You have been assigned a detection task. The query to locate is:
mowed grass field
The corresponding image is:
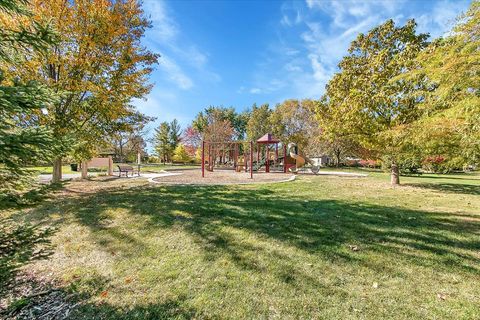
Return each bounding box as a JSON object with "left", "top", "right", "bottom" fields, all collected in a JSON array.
[
  {"left": 29, "top": 163, "right": 198, "bottom": 175},
  {"left": 1, "top": 170, "right": 479, "bottom": 319}
]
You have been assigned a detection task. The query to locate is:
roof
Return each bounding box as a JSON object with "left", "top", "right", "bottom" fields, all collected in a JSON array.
[{"left": 257, "top": 133, "right": 280, "bottom": 144}]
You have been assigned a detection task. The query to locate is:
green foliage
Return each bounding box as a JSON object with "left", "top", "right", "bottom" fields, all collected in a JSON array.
[
  {"left": 169, "top": 119, "right": 182, "bottom": 151},
  {"left": 404, "top": 0, "right": 480, "bottom": 169},
  {"left": 246, "top": 103, "right": 272, "bottom": 142},
  {"left": 1, "top": 0, "right": 159, "bottom": 181},
  {"left": 154, "top": 122, "right": 172, "bottom": 163},
  {"left": 320, "top": 19, "right": 429, "bottom": 183},
  {"left": 172, "top": 144, "right": 191, "bottom": 163},
  {"left": 0, "top": 0, "right": 57, "bottom": 63},
  {"left": 0, "top": 0, "right": 59, "bottom": 197},
  {"left": 270, "top": 99, "right": 319, "bottom": 151},
  {"left": 193, "top": 106, "right": 247, "bottom": 140},
  {"left": 153, "top": 119, "right": 183, "bottom": 163}
]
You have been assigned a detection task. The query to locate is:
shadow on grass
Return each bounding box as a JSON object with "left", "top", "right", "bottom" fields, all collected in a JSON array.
[
  {"left": 5, "top": 181, "right": 479, "bottom": 318},
  {"left": 407, "top": 182, "right": 480, "bottom": 196},
  {"left": 0, "top": 219, "right": 55, "bottom": 296},
  {"left": 0, "top": 182, "right": 66, "bottom": 210},
  {"left": 404, "top": 173, "right": 479, "bottom": 181},
  {"left": 70, "top": 296, "right": 198, "bottom": 320},
  {"left": 1, "top": 274, "right": 196, "bottom": 320},
  {"left": 21, "top": 183, "right": 480, "bottom": 277}
]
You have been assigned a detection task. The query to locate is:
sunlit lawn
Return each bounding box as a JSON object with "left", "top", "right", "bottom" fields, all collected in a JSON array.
[
  {"left": 27, "top": 164, "right": 199, "bottom": 176},
  {"left": 1, "top": 170, "right": 479, "bottom": 319}
]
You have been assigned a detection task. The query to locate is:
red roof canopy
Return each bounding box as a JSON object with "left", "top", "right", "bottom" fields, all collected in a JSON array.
[{"left": 257, "top": 133, "right": 280, "bottom": 144}]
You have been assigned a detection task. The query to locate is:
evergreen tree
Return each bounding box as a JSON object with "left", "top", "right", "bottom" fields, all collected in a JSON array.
[
  {"left": 169, "top": 119, "right": 182, "bottom": 151},
  {"left": 0, "top": 0, "right": 58, "bottom": 198},
  {"left": 154, "top": 122, "right": 172, "bottom": 163}
]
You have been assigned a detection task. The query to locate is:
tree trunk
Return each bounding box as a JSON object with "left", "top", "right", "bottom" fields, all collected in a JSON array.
[
  {"left": 335, "top": 152, "right": 341, "bottom": 167},
  {"left": 52, "top": 157, "right": 62, "bottom": 183},
  {"left": 391, "top": 162, "right": 400, "bottom": 185},
  {"left": 81, "top": 161, "right": 88, "bottom": 179}
]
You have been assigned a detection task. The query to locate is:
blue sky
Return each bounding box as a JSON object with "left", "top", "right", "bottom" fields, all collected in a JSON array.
[{"left": 134, "top": 0, "right": 471, "bottom": 143}]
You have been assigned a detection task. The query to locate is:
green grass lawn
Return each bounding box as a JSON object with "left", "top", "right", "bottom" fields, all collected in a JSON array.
[
  {"left": 28, "top": 165, "right": 75, "bottom": 174},
  {"left": 1, "top": 171, "right": 479, "bottom": 319},
  {"left": 28, "top": 164, "right": 199, "bottom": 175}
]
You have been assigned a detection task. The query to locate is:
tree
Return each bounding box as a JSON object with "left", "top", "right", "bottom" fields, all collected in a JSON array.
[
  {"left": 0, "top": 0, "right": 59, "bottom": 197},
  {"left": 246, "top": 103, "right": 271, "bottom": 141},
  {"left": 193, "top": 106, "right": 247, "bottom": 140},
  {"left": 313, "top": 98, "right": 362, "bottom": 167},
  {"left": 405, "top": 1, "right": 480, "bottom": 170},
  {"left": 153, "top": 122, "right": 171, "bottom": 163},
  {"left": 122, "top": 134, "right": 147, "bottom": 163},
  {"left": 203, "top": 109, "right": 235, "bottom": 143},
  {"left": 107, "top": 112, "right": 154, "bottom": 163},
  {"left": 182, "top": 126, "right": 201, "bottom": 157},
  {"left": 169, "top": 119, "right": 182, "bottom": 151},
  {"left": 322, "top": 19, "right": 429, "bottom": 184},
  {"left": 1, "top": 0, "right": 159, "bottom": 182},
  {"left": 172, "top": 144, "right": 191, "bottom": 163},
  {"left": 270, "top": 99, "right": 319, "bottom": 152}
]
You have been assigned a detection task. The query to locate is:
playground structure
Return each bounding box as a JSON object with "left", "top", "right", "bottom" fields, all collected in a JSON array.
[{"left": 201, "top": 133, "right": 320, "bottom": 178}]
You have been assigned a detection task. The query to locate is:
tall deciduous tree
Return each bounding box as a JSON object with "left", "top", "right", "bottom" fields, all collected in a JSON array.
[
  {"left": 172, "top": 144, "right": 191, "bottom": 163},
  {"left": 182, "top": 126, "right": 201, "bottom": 157},
  {"left": 322, "top": 19, "right": 429, "bottom": 184},
  {"left": 270, "top": 99, "right": 319, "bottom": 152},
  {"left": 1, "top": 0, "right": 158, "bottom": 182},
  {"left": 246, "top": 103, "right": 271, "bottom": 142},
  {"left": 193, "top": 106, "right": 247, "bottom": 140},
  {"left": 203, "top": 109, "right": 235, "bottom": 143},
  {"left": 405, "top": 1, "right": 480, "bottom": 170},
  {"left": 107, "top": 111, "right": 154, "bottom": 163}
]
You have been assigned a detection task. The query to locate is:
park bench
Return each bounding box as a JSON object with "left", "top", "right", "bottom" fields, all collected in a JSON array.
[{"left": 117, "top": 164, "right": 138, "bottom": 177}]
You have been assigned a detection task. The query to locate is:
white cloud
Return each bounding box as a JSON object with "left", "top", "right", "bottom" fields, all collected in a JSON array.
[
  {"left": 415, "top": 0, "right": 468, "bottom": 38},
  {"left": 157, "top": 55, "right": 193, "bottom": 90},
  {"left": 142, "top": 0, "right": 221, "bottom": 90},
  {"left": 287, "top": 0, "right": 410, "bottom": 98},
  {"left": 143, "top": 0, "right": 178, "bottom": 42},
  {"left": 284, "top": 62, "right": 302, "bottom": 72},
  {"left": 250, "top": 88, "right": 262, "bottom": 94},
  {"left": 280, "top": 2, "right": 303, "bottom": 27}
]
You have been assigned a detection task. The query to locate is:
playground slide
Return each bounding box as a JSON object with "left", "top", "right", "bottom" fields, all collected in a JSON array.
[{"left": 288, "top": 143, "right": 320, "bottom": 174}]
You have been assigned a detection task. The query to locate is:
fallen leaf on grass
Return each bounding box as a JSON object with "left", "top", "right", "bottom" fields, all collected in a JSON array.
[
  {"left": 348, "top": 245, "right": 360, "bottom": 252},
  {"left": 437, "top": 293, "right": 447, "bottom": 300},
  {"left": 100, "top": 291, "right": 108, "bottom": 298}
]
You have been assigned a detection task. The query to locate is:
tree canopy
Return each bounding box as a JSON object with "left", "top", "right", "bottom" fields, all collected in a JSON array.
[
  {"left": 320, "top": 19, "right": 429, "bottom": 184},
  {"left": 0, "top": 0, "right": 59, "bottom": 198},
  {"left": 0, "top": 0, "right": 159, "bottom": 181}
]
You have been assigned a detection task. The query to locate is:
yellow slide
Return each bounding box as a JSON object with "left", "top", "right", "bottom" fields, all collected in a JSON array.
[{"left": 287, "top": 143, "right": 320, "bottom": 174}]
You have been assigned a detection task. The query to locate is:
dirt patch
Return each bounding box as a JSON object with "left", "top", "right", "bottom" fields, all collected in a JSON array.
[{"left": 152, "top": 169, "right": 295, "bottom": 185}]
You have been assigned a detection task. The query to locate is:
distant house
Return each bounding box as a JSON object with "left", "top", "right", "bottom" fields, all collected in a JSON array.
[{"left": 308, "top": 155, "right": 332, "bottom": 167}]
